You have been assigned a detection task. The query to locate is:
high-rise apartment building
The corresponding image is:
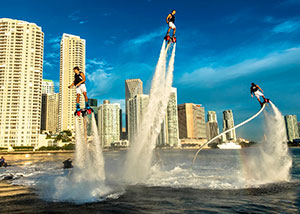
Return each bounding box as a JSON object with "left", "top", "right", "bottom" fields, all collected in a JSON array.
[
  {"left": 125, "top": 79, "right": 143, "bottom": 139},
  {"left": 42, "top": 79, "right": 54, "bottom": 94},
  {"left": 41, "top": 93, "right": 59, "bottom": 133},
  {"left": 0, "top": 18, "right": 44, "bottom": 147},
  {"left": 222, "top": 110, "right": 236, "bottom": 142},
  {"left": 284, "top": 115, "right": 299, "bottom": 142},
  {"left": 177, "top": 103, "right": 206, "bottom": 139},
  {"left": 206, "top": 111, "right": 220, "bottom": 142},
  {"left": 128, "top": 94, "right": 149, "bottom": 144},
  {"left": 98, "top": 100, "right": 120, "bottom": 148},
  {"left": 58, "top": 33, "right": 85, "bottom": 132}
]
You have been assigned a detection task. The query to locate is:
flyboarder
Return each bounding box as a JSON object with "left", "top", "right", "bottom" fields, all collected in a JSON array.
[
  {"left": 164, "top": 10, "right": 177, "bottom": 43},
  {"left": 68, "top": 66, "right": 92, "bottom": 116},
  {"left": 250, "top": 83, "right": 269, "bottom": 107}
]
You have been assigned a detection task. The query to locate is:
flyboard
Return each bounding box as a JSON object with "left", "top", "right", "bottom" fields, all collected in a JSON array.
[
  {"left": 164, "top": 35, "right": 176, "bottom": 51},
  {"left": 191, "top": 100, "right": 270, "bottom": 168},
  {"left": 74, "top": 107, "right": 94, "bottom": 144}
]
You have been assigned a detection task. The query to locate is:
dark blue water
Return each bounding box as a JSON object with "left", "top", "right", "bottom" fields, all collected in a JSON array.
[{"left": 0, "top": 149, "right": 300, "bottom": 213}]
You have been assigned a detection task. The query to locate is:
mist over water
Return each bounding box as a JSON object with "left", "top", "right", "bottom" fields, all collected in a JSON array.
[
  {"left": 242, "top": 102, "right": 292, "bottom": 184},
  {"left": 124, "top": 41, "right": 176, "bottom": 183},
  {"left": 49, "top": 114, "right": 111, "bottom": 203}
]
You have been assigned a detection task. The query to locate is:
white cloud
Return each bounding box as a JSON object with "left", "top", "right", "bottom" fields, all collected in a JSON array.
[
  {"left": 272, "top": 20, "right": 300, "bottom": 33},
  {"left": 43, "top": 60, "right": 54, "bottom": 67},
  {"left": 48, "top": 36, "right": 61, "bottom": 44},
  {"left": 179, "top": 47, "right": 300, "bottom": 87},
  {"left": 45, "top": 53, "right": 59, "bottom": 59},
  {"left": 68, "top": 10, "right": 87, "bottom": 24},
  {"left": 127, "top": 28, "right": 165, "bottom": 46},
  {"left": 87, "top": 68, "right": 115, "bottom": 97}
]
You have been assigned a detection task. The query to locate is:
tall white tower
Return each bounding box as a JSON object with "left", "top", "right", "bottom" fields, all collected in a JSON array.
[
  {"left": 58, "top": 33, "right": 85, "bottom": 132},
  {"left": 0, "top": 18, "right": 44, "bottom": 147}
]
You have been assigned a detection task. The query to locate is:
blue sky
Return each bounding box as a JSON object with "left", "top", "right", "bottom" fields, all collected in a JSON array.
[{"left": 1, "top": 0, "right": 300, "bottom": 141}]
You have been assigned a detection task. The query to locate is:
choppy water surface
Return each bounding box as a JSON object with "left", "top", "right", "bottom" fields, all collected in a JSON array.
[{"left": 1, "top": 149, "right": 300, "bottom": 213}]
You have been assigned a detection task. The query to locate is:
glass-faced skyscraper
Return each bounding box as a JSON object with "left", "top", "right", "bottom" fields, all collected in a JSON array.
[
  {"left": 125, "top": 79, "right": 143, "bottom": 140},
  {"left": 285, "top": 115, "right": 299, "bottom": 142},
  {"left": 157, "top": 87, "right": 180, "bottom": 147},
  {"left": 222, "top": 110, "right": 236, "bottom": 142},
  {"left": 206, "top": 111, "right": 220, "bottom": 142},
  {"left": 0, "top": 18, "right": 44, "bottom": 147}
]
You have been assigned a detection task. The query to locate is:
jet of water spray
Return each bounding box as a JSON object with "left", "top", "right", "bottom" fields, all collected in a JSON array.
[
  {"left": 124, "top": 42, "right": 176, "bottom": 183},
  {"left": 52, "top": 114, "right": 109, "bottom": 203},
  {"left": 242, "top": 101, "right": 292, "bottom": 184}
]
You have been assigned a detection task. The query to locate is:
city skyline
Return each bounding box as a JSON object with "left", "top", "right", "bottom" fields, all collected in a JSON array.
[{"left": 1, "top": 0, "right": 300, "bottom": 142}]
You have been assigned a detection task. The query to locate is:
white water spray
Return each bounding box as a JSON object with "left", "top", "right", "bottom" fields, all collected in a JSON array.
[
  {"left": 52, "top": 114, "right": 110, "bottom": 203},
  {"left": 124, "top": 41, "right": 176, "bottom": 183},
  {"left": 243, "top": 102, "right": 292, "bottom": 184}
]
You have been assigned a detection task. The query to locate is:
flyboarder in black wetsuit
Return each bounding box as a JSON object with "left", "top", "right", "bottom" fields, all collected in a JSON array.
[
  {"left": 250, "top": 83, "right": 269, "bottom": 107},
  {"left": 166, "top": 10, "right": 176, "bottom": 37}
]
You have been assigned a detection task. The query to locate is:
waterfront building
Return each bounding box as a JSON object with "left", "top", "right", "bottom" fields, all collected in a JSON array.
[
  {"left": 98, "top": 100, "right": 121, "bottom": 148},
  {"left": 127, "top": 94, "right": 149, "bottom": 144},
  {"left": 58, "top": 33, "right": 85, "bottom": 132},
  {"left": 41, "top": 93, "right": 59, "bottom": 134},
  {"left": 206, "top": 111, "right": 220, "bottom": 142},
  {"left": 0, "top": 18, "right": 44, "bottom": 147},
  {"left": 157, "top": 87, "right": 180, "bottom": 147},
  {"left": 125, "top": 79, "right": 143, "bottom": 139},
  {"left": 222, "top": 110, "right": 236, "bottom": 142},
  {"left": 284, "top": 115, "right": 300, "bottom": 142},
  {"left": 177, "top": 103, "right": 207, "bottom": 139},
  {"left": 42, "top": 79, "right": 54, "bottom": 94}
]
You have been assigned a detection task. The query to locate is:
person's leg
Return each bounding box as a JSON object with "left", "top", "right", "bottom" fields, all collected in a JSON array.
[
  {"left": 83, "top": 92, "right": 88, "bottom": 102},
  {"left": 173, "top": 28, "right": 176, "bottom": 36},
  {"left": 167, "top": 27, "right": 171, "bottom": 35},
  {"left": 76, "top": 94, "right": 80, "bottom": 110}
]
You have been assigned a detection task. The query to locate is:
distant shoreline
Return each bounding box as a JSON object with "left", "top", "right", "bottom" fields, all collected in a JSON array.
[{"left": 1, "top": 146, "right": 298, "bottom": 155}]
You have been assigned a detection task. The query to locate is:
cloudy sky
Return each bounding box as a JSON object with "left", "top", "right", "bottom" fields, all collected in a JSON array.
[{"left": 1, "top": 0, "right": 300, "bottom": 140}]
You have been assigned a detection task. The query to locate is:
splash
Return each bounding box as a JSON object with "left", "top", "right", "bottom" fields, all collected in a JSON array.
[
  {"left": 124, "top": 41, "right": 176, "bottom": 183},
  {"left": 242, "top": 102, "right": 292, "bottom": 184},
  {"left": 51, "top": 114, "right": 111, "bottom": 203}
]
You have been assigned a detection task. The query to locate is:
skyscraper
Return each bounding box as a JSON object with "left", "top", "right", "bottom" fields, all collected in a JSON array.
[
  {"left": 98, "top": 100, "right": 120, "bottom": 148},
  {"left": 0, "top": 18, "right": 44, "bottom": 147},
  {"left": 125, "top": 79, "right": 143, "bottom": 139},
  {"left": 177, "top": 103, "right": 206, "bottom": 139},
  {"left": 206, "top": 111, "right": 220, "bottom": 142},
  {"left": 58, "top": 33, "right": 85, "bottom": 132},
  {"left": 157, "top": 87, "right": 180, "bottom": 147},
  {"left": 222, "top": 110, "right": 236, "bottom": 142},
  {"left": 128, "top": 94, "right": 149, "bottom": 144},
  {"left": 284, "top": 115, "right": 299, "bottom": 142},
  {"left": 42, "top": 79, "right": 54, "bottom": 94},
  {"left": 41, "top": 93, "right": 59, "bottom": 134}
]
